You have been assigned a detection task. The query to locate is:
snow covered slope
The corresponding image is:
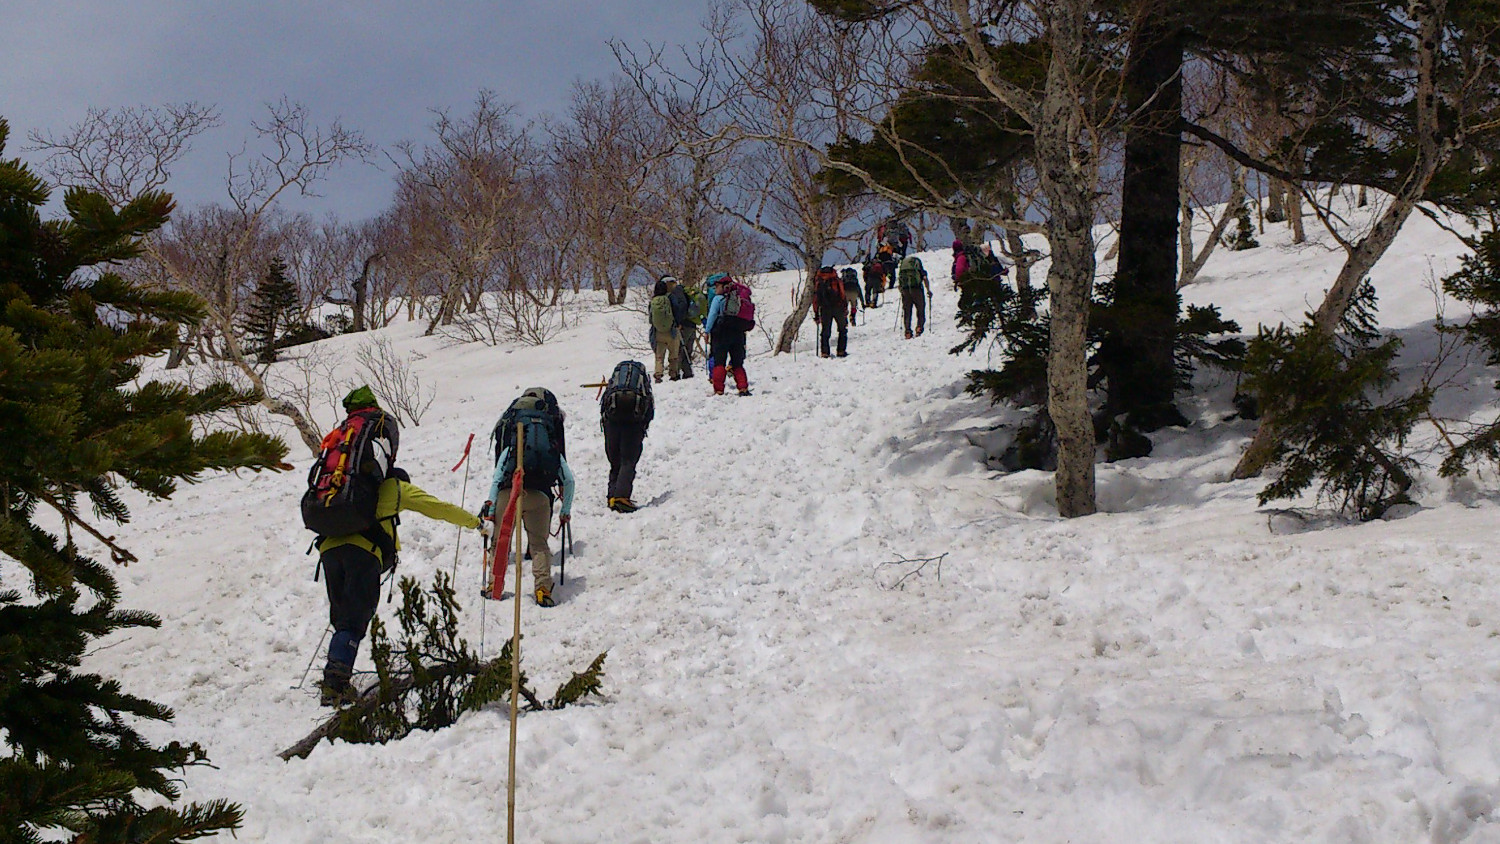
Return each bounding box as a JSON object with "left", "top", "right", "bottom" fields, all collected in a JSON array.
[{"left": 89, "top": 202, "right": 1500, "bottom": 843}]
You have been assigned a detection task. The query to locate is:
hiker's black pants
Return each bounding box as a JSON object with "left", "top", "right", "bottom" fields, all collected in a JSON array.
[
  {"left": 677, "top": 325, "right": 698, "bottom": 377},
  {"left": 901, "top": 288, "right": 926, "bottom": 335},
  {"left": 818, "top": 310, "right": 847, "bottom": 356},
  {"left": 322, "top": 543, "right": 382, "bottom": 666},
  {"left": 711, "top": 329, "right": 747, "bottom": 371},
  {"left": 604, "top": 420, "right": 647, "bottom": 500}
]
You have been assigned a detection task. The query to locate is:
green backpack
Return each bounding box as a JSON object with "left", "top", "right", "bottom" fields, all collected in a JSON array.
[
  {"left": 650, "top": 295, "right": 675, "bottom": 333},
  {"left": 897, "top": 256, "right": 925, "bottom": 290}
]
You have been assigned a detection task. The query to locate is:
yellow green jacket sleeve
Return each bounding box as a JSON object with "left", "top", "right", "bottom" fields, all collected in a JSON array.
[
  {"left": 386, "top": 479, "right": 480, "bottom": 530},
  {"left": 317, "top": 478, "right": 479, "bottom": 560}
]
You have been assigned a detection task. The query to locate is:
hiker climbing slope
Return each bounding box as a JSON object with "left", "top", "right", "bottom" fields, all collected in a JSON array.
[
  {"left": 599, "top": 360, "right": 654, "bottom": 513},
  {"left": 703, "top": 272, "right": 754, "bottom": 396},
  {"left": 486, "top": 389, "right": 576, "bottom": 607},
  {"left": 303, "top": 386, "right": 481, "bottom": 706}
]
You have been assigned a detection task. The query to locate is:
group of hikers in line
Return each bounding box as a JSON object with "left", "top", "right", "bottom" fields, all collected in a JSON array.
[
  {"left": 309, "top": 357, "right": 662, "bottom": 705},
  {"left": 648, "top": 272, "right": 757, "bottom": 396},
  {"left": 307, "top": 230, "right": 1012, "bottom": 706}
]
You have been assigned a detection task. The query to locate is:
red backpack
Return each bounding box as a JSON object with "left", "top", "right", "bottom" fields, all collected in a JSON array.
[
  {"left": 814, "top": 268, "right": 844, "bottom": 310},
  {"left": 301, "top": 408, "right": 399, "bottom": 549},
  {"left": 721, "top": 279, "right": 756, "bottom": 331}
]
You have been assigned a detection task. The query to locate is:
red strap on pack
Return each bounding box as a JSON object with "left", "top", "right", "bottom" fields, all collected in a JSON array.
[{"left": 487, "top": 469, "right": 525, "bottom": 598}]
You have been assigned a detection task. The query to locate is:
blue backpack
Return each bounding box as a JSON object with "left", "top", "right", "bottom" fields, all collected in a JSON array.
[{"left": 494, "top": 396, "right": 563, "bottom": 493}]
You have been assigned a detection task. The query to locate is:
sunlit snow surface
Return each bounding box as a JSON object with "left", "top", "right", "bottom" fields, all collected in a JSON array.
[{"left": 82, "top": 199, "right": 1500, "bottom": 842}]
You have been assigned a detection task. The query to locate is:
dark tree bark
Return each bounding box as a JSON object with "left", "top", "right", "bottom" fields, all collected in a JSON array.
[{"left": 1104, "top": 19, "right": 1188, "bottom": 434}]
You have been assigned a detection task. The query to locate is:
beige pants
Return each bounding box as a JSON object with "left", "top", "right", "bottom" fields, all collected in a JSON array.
[
  {"left": 653, "top": 332, "right": 680, "bottom": 380},
  {"left": 517, "top": 489, "right": 554, "bottom": 596}
]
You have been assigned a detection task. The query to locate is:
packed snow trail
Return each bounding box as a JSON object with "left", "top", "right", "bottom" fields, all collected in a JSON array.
[{"left": 82, "top": 213, "right": 1500, "bottom": 842}]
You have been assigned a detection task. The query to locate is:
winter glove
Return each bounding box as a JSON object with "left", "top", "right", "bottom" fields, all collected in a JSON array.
[
  {"left": 480, "top": 521, "right": 494, "bottom": 540},
  {"left": 479, "top": 500, "right": 493, "bottom": 520}
]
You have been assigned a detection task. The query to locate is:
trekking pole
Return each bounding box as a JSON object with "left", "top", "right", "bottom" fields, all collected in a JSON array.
[
  {"left": 507, "top": 422, "right": 525, "bottom": 844},
  {"left": 449, "top": 433, "right": 475, "bottom": 582},
  {"left": 291, "top": 626, "right": 332, "bottom": 690}
]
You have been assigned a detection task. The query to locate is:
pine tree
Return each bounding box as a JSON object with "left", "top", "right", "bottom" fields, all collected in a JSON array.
[
  {"left": 1242, "top": 284, "right": 1427, "bottom": 520},
  {"left": 0, "top": 118, "right": 288, "bottom": 842},
  {"left": 1229, "top": 200, "right": 1259, "bottom": 251},
  {"left": 280, "top": 575, "right": 607, "bottom": 760},
  {"left": 243, "top": 258, "right": 299, "bottom": 363},
  {"left": 1440, "top": 229, "right": 1500, "bottom": 476}
]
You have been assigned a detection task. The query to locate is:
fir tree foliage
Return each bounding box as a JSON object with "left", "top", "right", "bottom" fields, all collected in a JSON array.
[
  {"left": 951, "top": 276, "right": 1242, "bottom": 466},
  {"left": 1439, "top": 228, "right": 1500, "bottom": 476},
  {"left": 243, "top": 258, "right": 299, "bottom": 363},
  {"left": 0, "top": 118, "right": 289, "bottom": 843},
  {"left": 1242, "top": 283, "right": 1427, "bottom": 520},
  {"left": 321, "top": 574, "right": 607, "bottom": 751},
  {"left": 1228, "top": 201, "right": 1259, "bottom": 251}
]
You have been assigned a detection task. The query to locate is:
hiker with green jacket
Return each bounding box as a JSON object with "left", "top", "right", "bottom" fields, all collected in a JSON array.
[{"left": 316, "top": 387, "right": 482, "bottom": 706}]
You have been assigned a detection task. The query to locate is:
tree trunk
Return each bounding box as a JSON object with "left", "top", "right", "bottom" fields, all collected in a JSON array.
[
  {"left": 996, "top": 185, "right": 1036, "bottom": 319},
  {"left": 1288, "top": 186, "right": 1306, "bottom": 244},
  {"left": 1178, "top": 167, "right": 1245, "bottom": 289},
  {"left": 353, "top": 253, "right": 379, "bottom": 333},
  {"left": 1233, "top": 0, "right": 1448, "bottom": 480},
  {"left": 212, "top": 314, "right": 324, "bottom": 453},
  {"left": 166, "top": 324, "right": 201, "bottom": 370},
  {"left": 1265, "top": 178, "right": 1287, "bottom": 222},
  {"left": 1036, "top": 0, "right": 1098, "bottom": 518},
  {"left": 775, "top": 261, "right": 819, "bottom": 355},
  {"left": 1104, "top": 21, "right": 1186, "bottom": 432}
]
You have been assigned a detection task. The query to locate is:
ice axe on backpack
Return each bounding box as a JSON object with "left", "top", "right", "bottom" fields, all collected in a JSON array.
[{"left": 580, "top": 378, "right": 609, "bottom": 401}]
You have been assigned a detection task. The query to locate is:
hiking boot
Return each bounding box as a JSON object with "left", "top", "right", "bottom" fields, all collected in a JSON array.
[
  {"left": 653, "top": 373, "right": 663, "bottom": 383},
  {"left": 904, "top": 331, "right": 913, "bottom": 339},
  {"left": 836, "top": 351, "right": 848, "bottom": 357},
  {"left": 737, "top": 389, "right": 752, "bottom": 397},
  {"left": 915, "top": 327, "right": 924, "bottom": 336},
  {"left": 319, "top": 662, "right": 356, "bottom": 708},
  {"left": 670, "top": 375, "right": 681, "bottom": 381},
  {"left": 609, "top": 497, "right": 639, "bottom": 513},
  {"left": 535, "top": 588, "right": 556, "bottom": 608}
]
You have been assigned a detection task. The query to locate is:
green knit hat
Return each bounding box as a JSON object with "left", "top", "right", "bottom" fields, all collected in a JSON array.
[{"left": 342, "top": 385, "right": 379, "bottom": 412}]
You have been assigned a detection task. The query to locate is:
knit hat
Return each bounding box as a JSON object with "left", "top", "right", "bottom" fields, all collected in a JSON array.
[
  {"left": 342, "top": 385, "right": 379, "bottom": 412},
  {"left": 706, "top": 272, "right": 730, "bottom": 287}
]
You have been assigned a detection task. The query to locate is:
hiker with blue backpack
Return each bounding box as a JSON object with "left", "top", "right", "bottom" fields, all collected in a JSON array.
[
  {"left": 599, "top": 360, "right": 654, "bottom": 513},
  {"left": 303, "top": 386, "right": 482, "bottom": 706},
  {"left": 703, "top": 272, "right": 755, "bottom": 396},
  {"left": 484, "top": 388, "right": 576, "bottom": 607}
]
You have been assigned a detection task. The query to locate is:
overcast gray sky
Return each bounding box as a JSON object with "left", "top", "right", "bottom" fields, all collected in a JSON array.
[{"left": 3, "top": 1, "right": 715, "bottom": 221}]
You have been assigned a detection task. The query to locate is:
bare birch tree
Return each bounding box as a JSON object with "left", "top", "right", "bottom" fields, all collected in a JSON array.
[{"left": 388, "top": 91, "right": 533, "bottom": 336}]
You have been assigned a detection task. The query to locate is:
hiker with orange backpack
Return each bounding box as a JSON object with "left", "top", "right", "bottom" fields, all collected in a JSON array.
[
  {"left": 303, "top": 386, "right": 482, "bottom": 706},
  {"left": 812, "top": 266, "right": 849, "bottom": 358}
]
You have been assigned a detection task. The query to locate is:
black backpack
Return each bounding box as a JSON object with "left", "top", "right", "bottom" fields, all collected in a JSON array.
[
  {"left": 301, "top": 408, "right": 400, "bottom": 560},
  {"left": 494, "top": 395, "right": 563, "bottom": 494},
  {"left": 600, "top": 360, "right": 654, "bottom": 427}
]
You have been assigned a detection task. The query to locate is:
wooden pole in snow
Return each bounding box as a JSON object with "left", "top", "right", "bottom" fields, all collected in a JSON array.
[{"left": 507, "top": 422, "right": 525, "bottom": 843}]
